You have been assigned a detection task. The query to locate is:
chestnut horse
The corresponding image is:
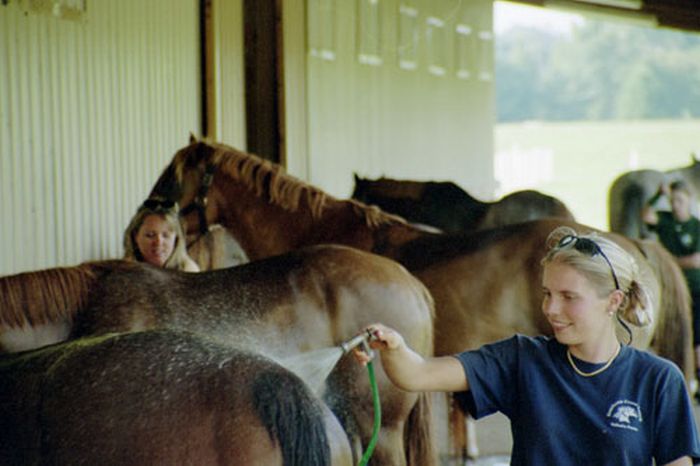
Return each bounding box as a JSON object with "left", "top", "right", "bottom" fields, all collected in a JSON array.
[
  {"left": 352, "top": 174, "right": 575, "bottom": 234},
  {"left": 149, "top": 139, "right": 694, "bottom": 462},
  {"left": 0, "top": 329, "right": 351, "bottom": 466},
  {"left": 0, "top": 245, "right": 435, "bottom": 466},
  {"left": 608, "top": 154, "right": 700, "bottom": 239}
]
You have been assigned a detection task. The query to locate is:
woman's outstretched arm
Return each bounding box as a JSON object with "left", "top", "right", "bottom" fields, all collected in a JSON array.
[{"left": 355, "top": 323, "right": 468, "bottom": 392}]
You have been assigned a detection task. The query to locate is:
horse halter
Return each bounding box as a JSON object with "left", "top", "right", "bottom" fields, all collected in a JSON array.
[{"left": 179, "top": 163, "right": 216, "bottom": 236}]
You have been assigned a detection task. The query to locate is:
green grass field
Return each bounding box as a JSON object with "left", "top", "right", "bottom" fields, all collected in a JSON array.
[{"left": 495, "top": 119, "right": 700, "bottom": 230}]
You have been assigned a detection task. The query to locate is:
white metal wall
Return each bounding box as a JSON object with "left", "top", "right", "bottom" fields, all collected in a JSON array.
[
  {"left": 292, "top": 0, "right": 495, "bottom": 199},
  {"left": 0, "top": 0, "right": 200, "bottom": 275},
  {"left": 211, "top": 0, "right": 246, "bottom": 147}
]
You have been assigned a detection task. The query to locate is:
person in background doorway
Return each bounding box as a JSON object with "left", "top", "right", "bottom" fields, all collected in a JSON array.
[
  {"left": 355, "top": 226, "right": 700, "bottom": 465},
  {"left": 123, "top": 198, "right": 200, "bottom": 272},
  {"left": 642, "top": 180, "right": 700, "bottom": 397}
]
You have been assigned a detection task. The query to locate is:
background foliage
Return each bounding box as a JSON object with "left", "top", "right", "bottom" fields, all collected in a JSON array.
[{"left": 496, "top": 22, "right": 700, "bottom": 122}]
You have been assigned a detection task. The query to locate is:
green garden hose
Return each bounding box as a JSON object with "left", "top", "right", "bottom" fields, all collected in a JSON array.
[{"left": 358, "top": 360, "right": 381, "bottom": 466}]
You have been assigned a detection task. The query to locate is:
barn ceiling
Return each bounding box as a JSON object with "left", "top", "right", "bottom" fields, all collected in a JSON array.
[{"left": 508, "top": 0, "right": 700, "bottom": 34}]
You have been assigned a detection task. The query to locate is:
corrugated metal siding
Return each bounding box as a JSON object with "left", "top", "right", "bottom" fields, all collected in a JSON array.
[
  {"left": 212, "top": 0, "right": 246, "bottom": 147},
  {"left": 0, "top": 0, "right": 200, "bottom": 275},
  {"left": 300, "top": 0, "right": 495, "bottom": 199}
]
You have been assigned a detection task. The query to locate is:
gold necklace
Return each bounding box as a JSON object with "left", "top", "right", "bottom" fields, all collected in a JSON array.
[{"left": 566, "top": 344, "right": 620, "bottom": 377}]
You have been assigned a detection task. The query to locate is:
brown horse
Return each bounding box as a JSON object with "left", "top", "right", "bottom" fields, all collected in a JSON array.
[
  {"left": 352, "top": 174, "right": 575, "bottom": 234},
  {"left": 150, "top": 139, "right": 693, "bottom": 461},
  {"left": 0, "top": 329, "right": 351, "bottom": 466},
  {"left": 608, "top": 154, "right": 700, "bottom": 239},
  {"left": 0, "top": 246, "right": 435, "bottom": 466}
]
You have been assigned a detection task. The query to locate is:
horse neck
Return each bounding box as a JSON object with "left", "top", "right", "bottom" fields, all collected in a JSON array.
[
  {"left": 212, "top": 186, "right": 424, "bottom": 259},
  {"left": 374, "top": 222, "right": 430, "bottom": 258},
  {"left": 214, "top": 193, "right": 311, "bottom": 260}
]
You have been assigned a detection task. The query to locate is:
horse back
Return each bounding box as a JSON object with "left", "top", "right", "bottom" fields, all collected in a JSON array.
[
  {"left": 1, "top": 331, "right": 334, "bottom": 466},
  {"left": 394, "top": 218, "right": 658, "bottom": 355},
  {"left": 76, "top": 245, "right": 434, "bottom": 352},
  {"left": 352, "top": 177, "right": 487, "bottom": 234},
  {"left": 479, "top": 189, "right": 575, "bottom": 230},
  {"left": 0, "top": 340, "right": 87, "bottom": 465},
  {"left": 395, "top": 220, "right": 566, "bottom": 354}
]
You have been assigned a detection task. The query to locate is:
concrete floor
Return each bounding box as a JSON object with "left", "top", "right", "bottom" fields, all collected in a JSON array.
[{"left": 461, "top": 412, "right": 510, "bottom": 466}]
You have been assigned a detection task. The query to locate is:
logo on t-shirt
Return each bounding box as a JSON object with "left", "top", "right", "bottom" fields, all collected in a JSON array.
[
  {"left": 606, "top": 400, "right": 643, "bottom": 431},
  {"left": 680, "top": 232, "right": 693, "bottom": 247}
]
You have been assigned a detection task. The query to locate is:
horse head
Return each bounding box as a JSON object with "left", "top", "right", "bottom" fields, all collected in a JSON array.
[
  {"left": 150, "top": 139, "right": 301, "bottom": 257},
  {"left": 351, "top": 173, "right": 370, "bottom": 203},
  {"left": 149, "top": 139, "right": 222, "bottom": 241}
]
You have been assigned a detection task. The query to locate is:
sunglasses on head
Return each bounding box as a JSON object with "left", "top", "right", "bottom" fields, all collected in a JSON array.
[
  {"left": 557, "top": 235, "right": 621, "bottom": 291},
  {"left": 142, "top": 199, "right": 176, "bottom": 211}
]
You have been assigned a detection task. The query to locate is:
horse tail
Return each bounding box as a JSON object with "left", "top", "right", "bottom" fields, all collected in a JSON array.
[
  {"left": 635, "top": 239, "right": 694, "bottom": 381},
  {"left": 405, "top": 279, "right": 437, "bottom": 466},
  {"left": 405, "top": 392, "right": 436, "bottom": 466},
  {"left": 609, "top": 177, "right": 648, "bottom": 238},
  {"left": 253, "top": 368, "right": 331, "bottom": 466}
]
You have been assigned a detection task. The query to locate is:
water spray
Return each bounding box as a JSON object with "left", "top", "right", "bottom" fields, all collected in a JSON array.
[{"left": 340, "top": 329, "right": 381, "bottom": 466}]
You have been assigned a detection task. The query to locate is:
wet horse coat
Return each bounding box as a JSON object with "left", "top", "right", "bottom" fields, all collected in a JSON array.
[
  {"left": 352, "top": 175, "right": 575, "bottom": 234},
  {"left": 151, "top": 140, "right": 691, "bottom": 369},
  {"left": 0, "top": 245, "right": 435, "bottom": 466},
  {"left": 0, "top": 330, "right": 350, "bottom": 466},
  {"left": 149, "top": 139, "right": 694, "bottom": 460}
]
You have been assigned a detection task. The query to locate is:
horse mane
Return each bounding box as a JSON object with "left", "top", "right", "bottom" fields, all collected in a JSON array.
[
  {"left": 174, "top": 139, "right": 406, "bottom": 229},
  {"left": 0, "top": 260, "right": 135, "bottom": 328}
]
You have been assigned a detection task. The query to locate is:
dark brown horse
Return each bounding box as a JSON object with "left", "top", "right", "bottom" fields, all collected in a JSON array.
[
  {"left": 0, "top": 329, "right": 351, "bottom": 466},
  {"left": 150, "top": 139, "right": 693, "bottom": 461},
  {"left": 0, "top": 246, "right": 435, "bottom": 466},
  {"left": 352, "top": 174, "right": 575, "bottom": 234},
  {"left": 608, "top": 154, "right": 700, "bottom": 239}
]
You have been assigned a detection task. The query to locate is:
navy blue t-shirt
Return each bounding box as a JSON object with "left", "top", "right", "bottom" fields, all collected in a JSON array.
[{"left": 454, "top": 335, "right": 700, "bottom": 465}]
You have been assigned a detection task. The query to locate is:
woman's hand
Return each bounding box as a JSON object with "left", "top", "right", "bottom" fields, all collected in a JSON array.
[
  {"left": 351, "top": 322, "right": 468, "bottom": 392},
  {"left": 352, "top": 323, "right": 405, "bottom": 365}
]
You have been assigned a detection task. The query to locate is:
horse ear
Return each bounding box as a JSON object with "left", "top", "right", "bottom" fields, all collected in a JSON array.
[
  {"left": 189, "top": 132, "right": 197, "bottom": 144},
  {"left": 354, "top": 173, "right": 360, "bottom": 182}
]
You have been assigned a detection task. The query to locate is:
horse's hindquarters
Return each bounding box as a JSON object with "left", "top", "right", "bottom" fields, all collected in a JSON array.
[{"left": 3, "top": 331, "right": 336, "bottom": 466}]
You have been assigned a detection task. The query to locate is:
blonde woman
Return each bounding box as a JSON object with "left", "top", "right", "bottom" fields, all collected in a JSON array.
[
  {"left": 356, "top": 226, "right": 699, "bottom": 465},
  {"left": 123, "top": 198, "right": 199, "bottom": 272}
]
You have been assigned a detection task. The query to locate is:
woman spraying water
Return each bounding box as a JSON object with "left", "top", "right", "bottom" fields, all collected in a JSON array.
[
  {"left": 283, "top": 330, "right": 382, "bottom": 466},
  {"left": 355, "top": 226, "right": 700, "bottom": 465}
]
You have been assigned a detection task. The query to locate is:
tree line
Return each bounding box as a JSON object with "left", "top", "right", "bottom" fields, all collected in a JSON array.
[{"left": 496, "top": 21, "right": 700, "bottom": 122}]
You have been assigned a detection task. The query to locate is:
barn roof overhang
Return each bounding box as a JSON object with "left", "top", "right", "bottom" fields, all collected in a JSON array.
[{"left": 507, "top": 0, "right": 700, "bottom": 34}]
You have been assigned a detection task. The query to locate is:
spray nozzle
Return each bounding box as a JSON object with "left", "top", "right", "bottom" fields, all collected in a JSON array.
[{"left": 340, "top": 329, "right": 377, "bottom": 359}]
